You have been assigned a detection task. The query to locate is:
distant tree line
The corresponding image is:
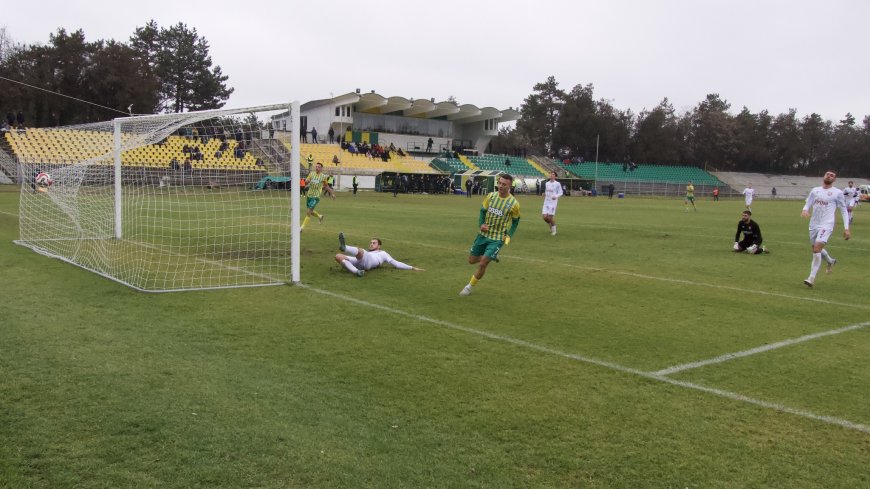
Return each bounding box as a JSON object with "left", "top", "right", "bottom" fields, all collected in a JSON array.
[
  {"left": 491, "top": 76, "right": 868, "bottom": 176},
  {"left": 0, "top": 21, "right": 232, "bottom": 126}
]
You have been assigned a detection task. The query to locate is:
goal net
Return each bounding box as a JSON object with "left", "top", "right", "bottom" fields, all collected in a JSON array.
[{"left": 13, "top": 103, "right": 302, "bottom": 292}]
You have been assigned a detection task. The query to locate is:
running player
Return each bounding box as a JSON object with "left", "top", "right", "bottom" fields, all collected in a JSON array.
[
  {"left": 685, "top": 181, "right": 696, "bottom": 211},
  {"left": 301, "top": 162, "right": 335, "bottom": 231},
  {"left": 842, "top": 180, "right": 859, "bottom": 224},
  {"left": 801, "top": 171, "right": 850, "bottom": 287},
  {"left": 334, "top": 233, "right": 424, "bottom": 277},
  {"left": 542, "top": 171, "right": 563, "bottom": 235},
  {"left": 742, "top": 184, "right": 755, "bottom": 211},
  {"left": 459, "top": 173, "right": 520, "bottom": 296}
]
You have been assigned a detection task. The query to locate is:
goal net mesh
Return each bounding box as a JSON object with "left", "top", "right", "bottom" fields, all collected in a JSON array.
[{"left": 14, "top": 104, "right": 296, "bottom": 292}]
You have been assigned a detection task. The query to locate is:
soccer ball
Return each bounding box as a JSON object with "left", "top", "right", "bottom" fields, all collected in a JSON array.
[{"left": 35, "top": 172, "right": 53, "bottom": 188}]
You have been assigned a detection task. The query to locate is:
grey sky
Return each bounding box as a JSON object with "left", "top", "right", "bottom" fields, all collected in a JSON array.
[{"left": 3, "top": 0, "right": 867, "bottom": 123}]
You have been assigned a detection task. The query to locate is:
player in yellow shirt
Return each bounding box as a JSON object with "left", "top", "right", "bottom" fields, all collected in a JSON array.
[
  {"left": 459, "top": 173, "right": 520, "bottom": 296},
  {"left": 301, "top": 163, "right": 335, "bottom": 230},
  {"left": 684, "top": 181, "right": 696, "bottom": 212}
]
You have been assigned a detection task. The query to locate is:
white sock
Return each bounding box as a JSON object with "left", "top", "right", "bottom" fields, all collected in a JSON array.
[
  {"left": 820, "top": 249, "right": 833, "bottom": 264},
  {"left": 344, "top": 245, "right": 359, "bottom": 255},
  {"left": 342, "top": 260, "right": 360, "bottom": 274},
  {"left": 809, "top": 252, "right": 822, "bottom": 280}
]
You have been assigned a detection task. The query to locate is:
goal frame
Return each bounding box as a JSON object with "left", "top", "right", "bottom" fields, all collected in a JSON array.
[{"left": 15, "top": 101, "right": 302, "bottom": 291}]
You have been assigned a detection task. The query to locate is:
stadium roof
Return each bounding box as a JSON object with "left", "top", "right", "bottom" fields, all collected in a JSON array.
[{"left": 301, "top": 91, "right": 520, "bottom": 123}]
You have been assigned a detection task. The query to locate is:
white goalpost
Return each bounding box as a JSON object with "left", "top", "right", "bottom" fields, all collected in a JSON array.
[{"left": 14, "top": 102, "right": 301, "bottom": 292}]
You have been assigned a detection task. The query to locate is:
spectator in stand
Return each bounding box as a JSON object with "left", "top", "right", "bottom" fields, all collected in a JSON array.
[
  {"left": 301, "top": 128, "right": 308, "bottom": 143},
  {"left": 332, "top": 154, "right": 341, "bottom": 166},
  {"left": 6, "top": 112, "right": 15, "bottom": 129},
  {"left": 397, "top": 148, "right": 406, "bottom": 157},
  {"left": 505, "top": 157, "right": 512, "bottom": 167},
  {"left": 311, "top": 127, "right": 318, "bottom": 144},
  {"left": 183, "top": 159, "right": 192, "bottom": 171},
  {"left": 426, "top": 137, "right": 433, "bottom": 153},
  {"left": 465, "top": 178, "right": 473, "bottom": 198},
  {"left": 16, "top": 110, "right": 25, "bottom": 131},
  {"left": 328, "top": 127, "right": 335, "bottom": 143},
  {"left": 0, "top": 119, "right": 9, "bottom": 133},
  {"left": 268, "top": 123, "right": 275, "bottom": 139}
]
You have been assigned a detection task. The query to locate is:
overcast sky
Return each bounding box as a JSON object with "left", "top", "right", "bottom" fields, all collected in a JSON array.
[{"left": 3, "top": 0, "right": 867, "bottom": 123}]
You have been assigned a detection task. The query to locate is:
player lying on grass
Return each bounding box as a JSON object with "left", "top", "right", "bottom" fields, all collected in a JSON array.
[{"left": 334, "top": 233, "right": 424, "bottom": 277}]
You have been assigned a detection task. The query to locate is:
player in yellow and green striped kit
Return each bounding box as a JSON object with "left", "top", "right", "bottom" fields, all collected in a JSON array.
[
  {"left": 302, "top": 162, "right": 335, "bottom": 230},
  {"left": 459, "top": 173, "right": 520, "bottom": 296}
]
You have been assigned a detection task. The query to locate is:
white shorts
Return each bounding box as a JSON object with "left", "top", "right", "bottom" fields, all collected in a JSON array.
[
  {"left": 542, "top": 201, "right": 557, "bottom": 216},
  {"left": 745, "top": 197, "right": 753, "bottom": 206},
  {"left": 344, "top": 253, "right": 378, "bottom": 271},
  {"left": 809, "top": 226, "right": 834, "bottom": 245}
]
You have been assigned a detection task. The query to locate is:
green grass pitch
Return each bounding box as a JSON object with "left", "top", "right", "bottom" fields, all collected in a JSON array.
[{"left": 1, "top": 186, "right": 868, "bottom": 488}]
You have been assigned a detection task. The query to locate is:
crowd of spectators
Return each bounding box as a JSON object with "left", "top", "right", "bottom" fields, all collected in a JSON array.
[
  {"left": 3, "top": 111, "right": 26, "bottom": 133},
  {"left": 341, "top": 140, "right": 400, "bottom": 161}
]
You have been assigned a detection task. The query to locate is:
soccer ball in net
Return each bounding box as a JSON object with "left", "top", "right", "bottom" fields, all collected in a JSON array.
[{"left": 35, "top": 172, "right": 54, "bottom": 188}]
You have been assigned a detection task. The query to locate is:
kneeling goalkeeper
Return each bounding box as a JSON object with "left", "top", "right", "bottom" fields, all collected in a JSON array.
[{"left": 734, "top": 210, "right": 767, "bottom": 254}]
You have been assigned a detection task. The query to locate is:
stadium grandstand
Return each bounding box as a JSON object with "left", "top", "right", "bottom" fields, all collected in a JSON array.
[
  {"left": 2, "top": 90, "right": 790, "bottom": 199},
  {"left": 2, "top": 127, "right": 270, "bottom": 187}
]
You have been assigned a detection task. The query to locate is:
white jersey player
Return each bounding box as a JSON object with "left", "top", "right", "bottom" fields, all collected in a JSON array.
[
  {"left": 541, "top": 171, "right": 563, "bottom": 235},
  {"left": 334, "top": 233, "right": 424, "bottom": 277},
  {"left": 801, "top": 171, "right": 851, "bottom": 287},
  {"left": 742, "top": 184, "right": 755, "bottom": 210},
  {"left": 842, "top": 180, "right": 859, "bottom": 224}
]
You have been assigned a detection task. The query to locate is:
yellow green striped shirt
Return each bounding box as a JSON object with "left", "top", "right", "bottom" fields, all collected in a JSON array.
[
  {"left": 480, "top": 191, "right": 520, "bottom": 240},
  {"left": 307, "top": 171, "right": 328, "bottom": 198}
]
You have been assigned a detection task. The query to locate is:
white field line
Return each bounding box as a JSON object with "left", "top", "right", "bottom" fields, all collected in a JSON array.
[
  {"left": 653, "top": 320, "right": 870, "bottom": 376},
  {"left": 324, "top": 227, "right": 870, "bottom": 311},
  {"left": 9, "top": 209, "right": 869, "bottom": 310},
  {"left": 0, "top": 209, "right": 19, "bottom": 218},
  {"left": 300, "top": 284, "right": 870, "bottom": 435},
  {"left": 6, "top": 209, "right": 868, "bottom": 433},
  {"left": 511, "top": 254, "right": 870, "bottom": 311}
]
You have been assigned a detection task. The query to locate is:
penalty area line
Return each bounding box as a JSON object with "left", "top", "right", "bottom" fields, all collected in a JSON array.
[
  {"left": 299, "top": 283, "right": 870, "bottom": 435},
  {"left": 653, "top": 320, "right": 870, "bottom": 376},
  {"left": 313, "top": 228, "right": 870, "bottom": 312}
]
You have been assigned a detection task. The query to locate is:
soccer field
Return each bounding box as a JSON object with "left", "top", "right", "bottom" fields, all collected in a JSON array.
[{"left": 1, "top": 186, "right": 868, "bottom": 488}]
